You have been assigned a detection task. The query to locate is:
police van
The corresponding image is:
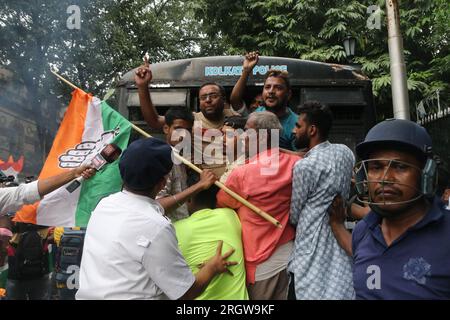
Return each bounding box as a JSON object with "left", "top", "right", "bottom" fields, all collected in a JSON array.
[{"left": 115, "top": 56, "right": 376, "bottom": 152}]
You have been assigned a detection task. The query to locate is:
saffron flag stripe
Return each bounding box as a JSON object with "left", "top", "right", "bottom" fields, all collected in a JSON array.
[{"left": 15, "top": 89, "right": 131, "bottom": 227}]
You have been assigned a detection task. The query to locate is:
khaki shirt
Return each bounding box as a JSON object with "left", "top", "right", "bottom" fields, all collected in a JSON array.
[{"left": 193, "top": 109, "right": 238, "bottom": 178}]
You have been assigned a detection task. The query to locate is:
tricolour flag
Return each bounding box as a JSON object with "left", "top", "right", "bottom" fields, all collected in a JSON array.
[{"left": 14, "top": 89, "right": 131, "bottom": 227}]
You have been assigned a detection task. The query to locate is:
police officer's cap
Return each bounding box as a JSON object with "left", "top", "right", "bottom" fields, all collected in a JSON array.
[{"left": 119, "top": 138, "right": 173, "bottom": 191}]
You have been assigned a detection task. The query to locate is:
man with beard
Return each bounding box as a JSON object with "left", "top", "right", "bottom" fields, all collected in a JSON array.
[
  {"left": 329, "top": 119, "right": 450, "bottom": 299},
  {"left": 230, "top": 52, "right": 298, "bottom": 150},
  {"left": 135, "top": 58, "right": 238, "bottom": 177},
  {"left": 288, "top": 101, "right": 355, "bottom": 300}
]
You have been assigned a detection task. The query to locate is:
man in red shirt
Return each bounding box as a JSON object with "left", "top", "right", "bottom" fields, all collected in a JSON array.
[{"left": 216, "top": 111, "right": 300, "bottom": 300}]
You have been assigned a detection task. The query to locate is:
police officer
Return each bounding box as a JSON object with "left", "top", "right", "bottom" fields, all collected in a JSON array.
[{"left": 329, "top": 119, "right": 450, "bottom": 299}]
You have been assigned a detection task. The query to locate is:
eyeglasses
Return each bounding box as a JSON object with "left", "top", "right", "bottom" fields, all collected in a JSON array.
[{"left": 199, "top": 93, "right": 222, "bottom": 101}]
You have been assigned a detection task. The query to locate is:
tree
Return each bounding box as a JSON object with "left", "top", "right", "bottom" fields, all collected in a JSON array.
[
  {"left": 193, "top": 0, "right": 449, "bottom": 120},
  {"left": 0, "top": 0, "right": 223, "bottom": 174}
]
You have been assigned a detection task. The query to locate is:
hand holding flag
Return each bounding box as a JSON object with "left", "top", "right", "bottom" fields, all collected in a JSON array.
[{"left": 14, "top": 89, "right": 131, "bottom": 227}]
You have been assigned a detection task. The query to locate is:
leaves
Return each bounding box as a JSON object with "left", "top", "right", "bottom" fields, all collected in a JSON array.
[{"left": 193, "top": 0, "right": 449, "bottom": 119}]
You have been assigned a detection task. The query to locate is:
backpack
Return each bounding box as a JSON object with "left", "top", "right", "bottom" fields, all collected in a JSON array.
[
  {"left": 55, "top": 229, "right": 85, "bottom": 299},
  {"left": 56, "top": 229, "right": 85, "bottom": 272},
  {"left": 15, "top": 230, "right": 47, "bottom": 278}
]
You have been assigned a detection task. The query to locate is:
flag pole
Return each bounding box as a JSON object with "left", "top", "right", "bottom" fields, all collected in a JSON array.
[
  {"left": 50, "top": 69, "right": 83, "bottom": 92},
  {"left": 50, "top": 69, "right": 282, "bottom": 228}
]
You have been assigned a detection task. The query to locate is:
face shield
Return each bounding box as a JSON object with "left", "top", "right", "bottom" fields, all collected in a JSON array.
[{"left": 353, "top": 158, "right": 423, "bottom": 206}]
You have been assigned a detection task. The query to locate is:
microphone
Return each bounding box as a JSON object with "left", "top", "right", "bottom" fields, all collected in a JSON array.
[{"left": 66, "top": 143, "right": 122, "bottom": 193}]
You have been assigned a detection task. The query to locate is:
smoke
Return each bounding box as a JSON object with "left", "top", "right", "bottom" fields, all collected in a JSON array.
[{"left": 0, "top": 0, "right": 106, "bottom": 179}]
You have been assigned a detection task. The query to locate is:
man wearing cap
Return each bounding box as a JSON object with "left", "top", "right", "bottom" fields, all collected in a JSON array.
[
  {"left": 76, "top": 138, "right": 236, "bottom": 300},
  {"left": 329, "top": 119, "right": 450, "bottom": 299}
]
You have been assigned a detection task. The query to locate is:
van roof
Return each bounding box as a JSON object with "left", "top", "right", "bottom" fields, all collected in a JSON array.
[{"left": 117, "top": 55, "right": 369, "bottom": 88}]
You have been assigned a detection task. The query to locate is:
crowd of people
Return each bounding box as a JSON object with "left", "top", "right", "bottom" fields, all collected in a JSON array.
[{"left": 0, "top": 52, "right": 449, "bottom": 300}]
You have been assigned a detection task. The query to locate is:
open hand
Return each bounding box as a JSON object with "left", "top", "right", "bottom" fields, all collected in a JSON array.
[{"left": 206, "top": 240, "right": 237, "bottom": 275}]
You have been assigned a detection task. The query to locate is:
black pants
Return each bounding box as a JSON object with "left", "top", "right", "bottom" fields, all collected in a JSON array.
[{"left": 6, "top": 275, "right": 51, "bottom": 300}]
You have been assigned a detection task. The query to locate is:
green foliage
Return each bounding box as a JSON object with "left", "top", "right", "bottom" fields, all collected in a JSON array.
[
  {"left": 0, "top": 0, "right": 225, "bottom": 97},
  {"left": 0, "top": 0, "right": 226, "bottom": 165},
  {"left": 0, "top": 0, "right": 448, "bottom": 124},
  {"left": 193, "top": 0, "right": 449, "bottom": 120}
]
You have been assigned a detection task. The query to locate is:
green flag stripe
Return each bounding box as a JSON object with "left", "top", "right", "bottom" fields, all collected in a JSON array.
[{"left": 74, "top": 101, "right": 131, "bottom": 227}]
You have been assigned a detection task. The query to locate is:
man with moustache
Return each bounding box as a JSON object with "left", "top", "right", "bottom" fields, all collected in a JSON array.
[
  {"left": 288, "top": 101, "right": 355, "bottom": 300},
  {"left": 230, "top": 52, "right": 298, "bottom": 150},
  {"left": 135, "top": 58, "right": 238, "bottom": 177},
  {"left": 329, "top": 119, "right": 450, "bottom": 299},
  {"left": 217, "top": 112, "right": 300, "bottom": 300}
]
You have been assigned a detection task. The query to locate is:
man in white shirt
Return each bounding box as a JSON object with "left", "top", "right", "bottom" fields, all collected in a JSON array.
[
  {"left": 0, "top": 166, "right": 95, "bottom": 216},
  {"left": 76, "top": 138, "right": 236, "bottom": 300}
]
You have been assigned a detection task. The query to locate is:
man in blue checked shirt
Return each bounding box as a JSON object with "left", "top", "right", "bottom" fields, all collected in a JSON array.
[{"left": 288, "top": 101, "right": 355, "bottom": 300}]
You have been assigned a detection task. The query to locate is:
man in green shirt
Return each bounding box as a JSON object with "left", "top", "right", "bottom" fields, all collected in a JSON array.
[{"left": 174, "top": 176, "right": 248, "bottom": 300}]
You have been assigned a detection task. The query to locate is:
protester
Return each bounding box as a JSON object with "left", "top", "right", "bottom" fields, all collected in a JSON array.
[
  {"left": 135, "top": 58, "right": 238, "bottom": 178},
  {"left": 230, "top": 52, "right": 298, "bottom": 150},
  {"left": 329, "top": 119, "right": 450, "bottom": 299},
  {"left": 6, "top": 222, "right": 52, "bottom": 300},
  {"left": 154, "top": 106, "right": 218, "bottom": 222},
  {"left": 288, "top": 101, "right": 355, "bottom": 300},
  {"left": 76, "top": 138, "right": 236, "bottom": 300},
  {"left": 248, "top": 93, "right": 264, "bottom": 114},
  {"left": 0, "top": 165, "right": 95, "bottom": 216},
  {"left": 231, "top": 93, "right": 263, "bottom": 116},
  {"left": 174, "top": 174, "right": 248, "bottom": 300},
  {"left": 220, "top": 115, "right": 248, "bottom": 184},
  {"left": 217, "top": 112, "right": 300, "bottom": 300}
]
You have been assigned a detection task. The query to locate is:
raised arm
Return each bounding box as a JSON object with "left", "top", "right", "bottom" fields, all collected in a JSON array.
[
  {"left": 229, "top": 52, "right": 259, "bottom": 110},
  {"left": 135, "top": 56, "right": 165, "bottom": 129}
]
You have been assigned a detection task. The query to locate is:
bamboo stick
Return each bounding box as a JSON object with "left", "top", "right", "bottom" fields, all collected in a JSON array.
[{"left": 50, "top": 69, "right": 282, "bottom": 228}]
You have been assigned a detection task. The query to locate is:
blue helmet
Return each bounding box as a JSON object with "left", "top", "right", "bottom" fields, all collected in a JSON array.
[
  {"left": 356, "top": 118, "right": 432, "bottom": 160},
  {"left": 355, "top": 119, "right": 437, "bottom": 201}
]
